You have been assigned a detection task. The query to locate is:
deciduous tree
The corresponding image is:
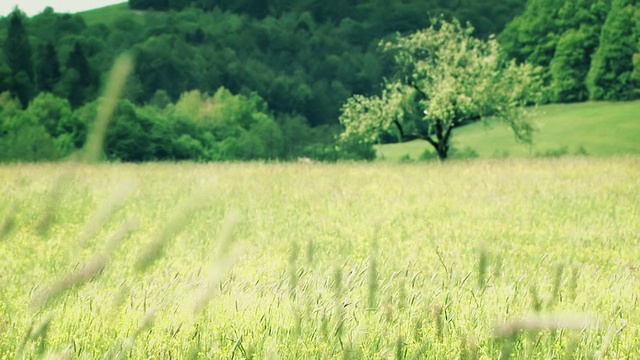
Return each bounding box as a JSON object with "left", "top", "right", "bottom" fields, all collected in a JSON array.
[
  {"left": 549, "top": 29, "right": 591, "bottom": 102},
  {"left": 586, "top": 0, "right": 638, "bottom": 100},
  {"left": 3, "top": 9, "right": 35, "bottom": 106},
  {"left": 339, "top": 19, "right": 544, "bottom": 161}
]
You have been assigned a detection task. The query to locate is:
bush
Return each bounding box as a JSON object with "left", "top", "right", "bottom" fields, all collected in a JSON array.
[
  {"left": 449, "top": 146, "right": 479, "bottom": 160},
  {"left": 399, "top": 154, "right": 414, "bottom": 163},
  {"left": 574, "top": 145, "right": 588, "bottom": 156},
  {"left": 420, "top": 145, "right": 479, "bottom": 161},
  {"left": 0, "top": 93, "right": 61, "bottom": 162},
  {"left": 336, "top": 138, "right": 375, "bottom": 161},
  {"left": 419, "top": 149, "right": 439, "bottom": 161},
  {"left": 536, "top": 146, "right": 569, "bottom": 158}
]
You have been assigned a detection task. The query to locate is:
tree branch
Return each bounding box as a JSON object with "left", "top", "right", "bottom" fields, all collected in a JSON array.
[
  {"left": 393, "top": 118, "right": 439, "bottom": 150},
  {"left": 423, "top": 135, "right": 438, "bottom": 149},
  {"left": 406, "top": 78, "right": 429, "bottom": 101},
  {"left": 453, "top": 112, "right": 482, "bottom": 127},
  {"left": 392, "top": 119, "right": 420, "bottom": 142}
]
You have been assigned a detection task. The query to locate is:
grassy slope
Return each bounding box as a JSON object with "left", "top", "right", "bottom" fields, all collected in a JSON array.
[
  {"left": 378, "top": 100, "right": 640, "bottom": 161},
  {"left": 77, "top": 2, "right": 132, "bottom": 25}
]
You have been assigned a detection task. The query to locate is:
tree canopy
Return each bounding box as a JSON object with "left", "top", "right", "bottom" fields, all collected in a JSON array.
[
  {"left": 500, "top": 0, "right": 639, "bottom": 102},
  {"left": 339, "top": 19, "right": 545, "bottom": 160}
]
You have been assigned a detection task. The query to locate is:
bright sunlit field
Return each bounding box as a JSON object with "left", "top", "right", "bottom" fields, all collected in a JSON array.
[{"left": 1, "top": 157, "right": 639, "bottom": 359}]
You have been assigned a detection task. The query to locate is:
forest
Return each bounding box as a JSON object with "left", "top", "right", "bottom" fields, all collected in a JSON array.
[{"left": 0, "top": 0, "right": 638, "bottom": 162}]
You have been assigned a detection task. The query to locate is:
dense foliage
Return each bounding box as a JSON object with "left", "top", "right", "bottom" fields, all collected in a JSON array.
[
  {"left": 0, "top": 1, "right": 526, "bottom": 162},
  {"left": 0, "top": 88, "right": 351, "bottom": 162},
  {"left": 340, "top": 20, "right": 544, "bottom": 160},
  {"left": 500, "top": 0, "right": 640, "bottom": 102}
]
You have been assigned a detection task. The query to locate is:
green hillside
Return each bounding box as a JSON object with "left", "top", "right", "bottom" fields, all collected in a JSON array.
[
  {"left": 377, "top": 101, "right": 640, "bottom": 161},
  {"left": 77, "top": 2, "right": 131, "bottom": 25}
]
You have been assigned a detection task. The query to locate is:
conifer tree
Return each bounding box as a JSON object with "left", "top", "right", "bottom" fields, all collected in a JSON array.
[
  {"left": 36, "top": 42, "right": 61, "bottom": 92},
  {"left": 3, "top": 9, "right": 35, "bottom": 106},
  {"left": 66, "top": 42, "right": 91, "bottom": 87},
  {"left": 63, "top": 42, "right": 95, "bottom": 107}
]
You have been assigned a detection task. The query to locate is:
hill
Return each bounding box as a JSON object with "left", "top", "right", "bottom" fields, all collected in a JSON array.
[
  {"left": 77, "top": 2, "right": 131, "bottom": 26},
  {"left": 377, "top": 100, "right": 640, "bottom": 161}
]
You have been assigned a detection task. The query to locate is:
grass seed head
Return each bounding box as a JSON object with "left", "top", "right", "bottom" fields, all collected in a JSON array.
[
  {"left": 133, "top": 308, "right": 157, "bottom": 337},
  {"left": 477, "top": 245, "right": 488, "bottom": 290},
  {"left": 32, "top": 255, "right": 107, "bottom": 309},
  {"left": 77, "top": 182, "right": 135, "bottom": 246},
  {"left": 494, "top": 313, "right": 597, "bottom": 338},
  {"left": 288, "top": 241, "right": 300, "bottom": 299},
  {"left": 530, "top": 285, "right": 542, "bottom": 313},
  {"left": 549, "top": 263, "right": 565, "bottom": 309},
  {"left": 32, "top": 219, "right": 135, "bottom": 309},
  {"left": 367, "top": 256, "right": 378, "bottom": 310},
  {"left": 0, "top": 201, "right": 17, "bottom": 240},
  {"left": 135, "top": 191, "right": 213, "bottom": 272},
  {"left": 36, "top": 172, "right": 75, "bottom": 236},
  {"left": 433, "top": 304, "right": 445, "bottom": 339},
  {"left": 192, "top": 213, "right": 240, "bottom": 315}
]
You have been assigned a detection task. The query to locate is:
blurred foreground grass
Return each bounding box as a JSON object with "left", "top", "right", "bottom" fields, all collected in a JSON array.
[{"left": 0, "top": 157, "right": 639, "bottom": 358}]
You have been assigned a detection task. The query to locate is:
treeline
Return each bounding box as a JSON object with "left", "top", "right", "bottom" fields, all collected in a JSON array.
[
  {"left": 0, "top": 88, "right": 373, "bottom": 162},
  {"left": 129, "top": 0, "right": 525, "bottom": 38},
  {"left": 0, "top": 11, "right": 99, "bottom": 109},
  {"left": 499, "top": 0, "right": 640, "bottom": 102},
  {"left": 0, "top": 0, "right": 526, "bottom": 162}
]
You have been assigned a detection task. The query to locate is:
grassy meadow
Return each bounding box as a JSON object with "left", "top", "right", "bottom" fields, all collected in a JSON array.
[
  {"left": 0, "top": 157, "right": 639, "bottom": 358},
  {"left": 378, "top": 100, "right": 640, "bottom": 162}
]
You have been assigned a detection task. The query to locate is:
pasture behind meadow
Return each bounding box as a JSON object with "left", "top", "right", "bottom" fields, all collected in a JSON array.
[
  {"left": 0, "top": 157, "right": 639, "bottom": 358},
  {"left": 378, "top": 100, "right": 640, "bottom": 161}
]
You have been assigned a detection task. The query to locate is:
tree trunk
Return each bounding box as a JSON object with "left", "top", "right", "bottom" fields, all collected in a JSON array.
[
  {"left": 436, "top": 142, "right": 448, "bottom": 161},
  {"left": 393, "top": 119, "right": 451, "bottom": 160}
]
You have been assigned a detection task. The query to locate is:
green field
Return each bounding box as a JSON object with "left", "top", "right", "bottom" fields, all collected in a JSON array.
[
  {"left": 1, "top": 158, "right": 638, "bottom": 358},
  {"left": 378, "top": 101, "right": 640, "bottom": 162}
]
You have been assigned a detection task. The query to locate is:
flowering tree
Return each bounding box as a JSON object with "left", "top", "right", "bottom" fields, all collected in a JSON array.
[{"left": 339, "top": 19, "right": 545, "bottom": 160}]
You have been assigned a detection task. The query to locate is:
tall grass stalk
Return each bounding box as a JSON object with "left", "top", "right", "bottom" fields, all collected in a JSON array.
[
  {"left": 0, "top": 201, "right": 16, "bottom": 240},
  {"left": 333, "top": 266, "right": 344, "bottom": 339},
  {"left": 477, "top": 245, "right": 488, "bottom": 290},
  {"left": 83, "top": 54, "right": 133, "bottom": 163},
  {"left": 35, "top": 171, "right": 73, "bottom": 236},
  {"left": 77, "top": 182, "right": 134, "bottom": 246},
  {"left": 32, "top": 219, "right": 138, "bottom": 308},
  {"left": 135, "top": 188, "right": 215, "bottom": 272},
  {"left": 495, "top": 313, "right": 597, "bottom": 337},
  {"left": 367, "top": 236, "right": 379, "bottom": 311},
  {"left": 288, "top": 241, "right": 299, "bottom": 300},
  {"left": 193, "top": 213, "right": 240, "bottom": 315}
]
